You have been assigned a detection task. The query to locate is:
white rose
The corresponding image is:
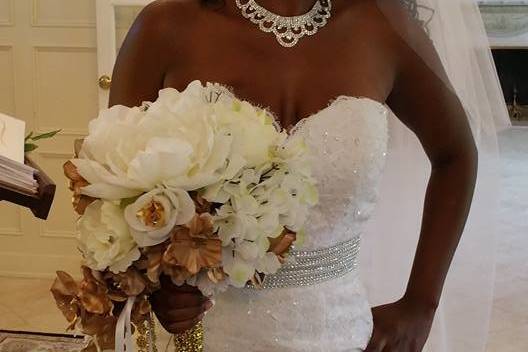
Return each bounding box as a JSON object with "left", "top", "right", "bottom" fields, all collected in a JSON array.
[
  {"left": 78, "top": 200, "right": 140, "bottom": 273},
  {"left": 124, "top": 187, "right": 195, "bottom": 247}
]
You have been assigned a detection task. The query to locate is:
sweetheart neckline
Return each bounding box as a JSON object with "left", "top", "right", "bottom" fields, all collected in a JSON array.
[
  {"left": 279, "top": 95, "right": 389, "bottom": 134},
  {"left": 204, "top": 80, "right": 388, "bottom": 134}
]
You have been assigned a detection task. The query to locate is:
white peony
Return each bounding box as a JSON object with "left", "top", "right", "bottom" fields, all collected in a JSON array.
[
  {"left": 72, "top": 80, "right": 285, "bottom": 201},
  {"left": 77, "top": 200, "right": 140, "bottom": 273},
  {"left": 124, "top": 187, "right": 195, "bottom": 247}
]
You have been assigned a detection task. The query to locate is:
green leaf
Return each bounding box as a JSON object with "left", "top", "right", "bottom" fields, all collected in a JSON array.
[
  {"left": 30, "top": 129, "right": 62, "bottom": 141},
  {"left": 24, "top": 143, "right": 38, "bottom": 153},
  {"left": 25, "top": 131, "right": 34, "bottom": 141}
]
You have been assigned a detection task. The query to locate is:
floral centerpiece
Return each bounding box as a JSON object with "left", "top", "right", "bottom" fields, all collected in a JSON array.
[{"left": 51, "top": 81, "right": 318, "bottom": 352}]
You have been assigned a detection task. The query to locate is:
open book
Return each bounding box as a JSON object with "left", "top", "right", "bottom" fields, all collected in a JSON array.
[{"left": 0, "top": 113, "right": 39, "bottom": 195}]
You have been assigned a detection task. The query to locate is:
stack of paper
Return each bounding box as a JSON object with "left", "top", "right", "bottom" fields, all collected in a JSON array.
[{"left": 0, "top": 113, "right": 38, "bottom": 195}]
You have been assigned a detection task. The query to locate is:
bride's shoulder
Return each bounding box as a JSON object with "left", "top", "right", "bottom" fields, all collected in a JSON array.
[
  {"left": 131, "top": 0, "right": 205, "bottom": 37},
  {"left": 123, "top": 0, "right": 205, "bottom": 50}
]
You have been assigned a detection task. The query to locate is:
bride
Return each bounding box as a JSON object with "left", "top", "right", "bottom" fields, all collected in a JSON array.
[{"left": 108, "top": 0, "right": 508, "bottom": 351}]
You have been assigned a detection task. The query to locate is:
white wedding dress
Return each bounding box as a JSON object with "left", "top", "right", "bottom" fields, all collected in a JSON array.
[{"left": 201, "top": 96, "right": 390, "bottom": 351}]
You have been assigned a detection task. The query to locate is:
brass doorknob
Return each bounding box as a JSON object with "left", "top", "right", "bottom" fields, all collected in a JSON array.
[{"left": 98, "top": 75, "right": 112, "bottom": 90}]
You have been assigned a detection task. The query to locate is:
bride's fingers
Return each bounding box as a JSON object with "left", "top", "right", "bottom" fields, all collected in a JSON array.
[
  {"left": 166, "top": 314, "right": 205, "bottom": 334},
  {"left": 151, "top": 286, "right": 208, "bottom": 310},
  {"left": 157, "top": 300, "right": 213, "bottom": 322}
]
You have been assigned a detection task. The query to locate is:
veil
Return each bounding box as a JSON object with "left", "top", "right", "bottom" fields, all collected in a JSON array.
[{"left": 360, "top": 0, "right": 511, "bottom": 351}]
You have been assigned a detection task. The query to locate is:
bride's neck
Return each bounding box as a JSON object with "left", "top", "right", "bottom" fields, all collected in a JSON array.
[{"left": 248, "top": 0, "right": 320, "bottom": 16}]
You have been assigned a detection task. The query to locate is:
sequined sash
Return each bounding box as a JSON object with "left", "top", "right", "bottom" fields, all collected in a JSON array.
[{"left": 247, "top": 235, "right": 361, "bottom": 289}]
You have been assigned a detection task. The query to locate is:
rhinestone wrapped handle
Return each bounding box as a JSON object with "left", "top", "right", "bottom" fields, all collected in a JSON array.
[{"left": 173, "top": 321, "right": 205, "bottom": 352}]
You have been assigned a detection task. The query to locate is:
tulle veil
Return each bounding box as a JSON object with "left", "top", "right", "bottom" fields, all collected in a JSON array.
[{"left": 360, "top": 0, "right": 510, "bottom": 351}]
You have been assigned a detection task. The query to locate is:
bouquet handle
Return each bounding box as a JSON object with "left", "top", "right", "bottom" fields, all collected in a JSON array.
[{"left": 173, "top": 321, "right": 205, "bottom": 352}]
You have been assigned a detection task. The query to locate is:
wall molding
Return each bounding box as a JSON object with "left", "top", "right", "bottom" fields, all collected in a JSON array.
[
  {"left": 32, "top": 45, "right": 97, "bottom": 134},
  {"left": 0, "top": 0, "right": 15, "bottom": 27},
  {"left": 0, "top": 252, "right": 81, "bottom": 279},
  {"left": 36, "top": 127, "right": 88, "bottom": 137},
  {"left": 0, "top": 204, "right": 23, "bottom": 236},
  {"left": 0, "top": 45, "right": 16, "bottom": 115},
  {"left": 31, "top": 0, "right": 96, "bottom": 28},
  {"left": 0, "top": 227, "right": 23, "bottom": 237},
  {"left": 36, "top": 151, "right": 77, "bottom": 239}
]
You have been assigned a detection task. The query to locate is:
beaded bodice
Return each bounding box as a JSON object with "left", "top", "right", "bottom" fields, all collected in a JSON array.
[{"left": 294, "top": 96, "right": 389, "bottom": 249}]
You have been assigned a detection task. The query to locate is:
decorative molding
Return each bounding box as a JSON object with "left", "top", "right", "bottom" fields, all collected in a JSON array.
[
  {"left": 39, "top": 227, "right": 76, "bottom": 239},
  {"left": 35, "top": 128, "right": 88, "bottom": 137},
  {"left": 0, "top": 226, "right": 24, "bottom": 237},
  {"left": 31, "top": 0, "right": 96, "bottom": 28},
  {"left": 36, "top": 151, "right": 77, "bottom": 239},
  {"left": 0, "top": 0, "right": 15, "bottom": 27},
  {"left": 0, "top": 214, "right": 24, "bottom": 236},
  {"left": 480, "top": 4, "right": 528, "bottom": 36},
  {"left": 0, "top": 45, "right": 16, "bottom": 116},
  {"left": 32, "top": 45, "right": 97, "bottom": 134},
  {"left": 38, "top": 151, "right": 74, "bottom": 159},
  {"left": 0, "top": 252, "right": 81, "bottom": 279},
  {"left": 478, "top": 1, "right": 528, "bottom": 5}
]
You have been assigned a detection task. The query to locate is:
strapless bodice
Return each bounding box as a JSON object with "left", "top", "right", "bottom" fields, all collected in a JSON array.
[{"left": 292, "top": 96, "right": 389, "bottom": 249}]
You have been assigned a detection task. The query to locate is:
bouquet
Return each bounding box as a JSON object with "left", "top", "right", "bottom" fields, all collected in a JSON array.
[{"left": 51, "top": 81, "right": 318, "bottom": 352}]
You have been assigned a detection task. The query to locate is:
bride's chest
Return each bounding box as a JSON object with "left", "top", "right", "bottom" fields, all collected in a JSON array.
[{"left": 163, "top": 46, "right": 393, "bottom": 129}]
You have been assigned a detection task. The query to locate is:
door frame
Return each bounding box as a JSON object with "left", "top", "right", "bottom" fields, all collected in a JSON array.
[{"left": 95, "top": 0, "right": 154, "bottom": 108}]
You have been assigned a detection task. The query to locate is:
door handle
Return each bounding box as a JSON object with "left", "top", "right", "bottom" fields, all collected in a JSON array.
[{"left": 98, "top": 75, "right": 112, "bottom": 90}]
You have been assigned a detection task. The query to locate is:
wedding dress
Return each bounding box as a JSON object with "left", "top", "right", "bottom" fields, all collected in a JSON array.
[{"left": 200, "top": 95, "right": 390, "bottom": 351}]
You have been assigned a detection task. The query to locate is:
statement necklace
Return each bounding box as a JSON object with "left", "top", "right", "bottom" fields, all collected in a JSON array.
[{"left": 235, "top": 0, "right": 332, "bottom": 48}]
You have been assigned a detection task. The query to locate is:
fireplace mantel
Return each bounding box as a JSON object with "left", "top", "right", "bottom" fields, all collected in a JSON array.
[{"left": 479, "top": 1, "right": 528, "bottom": 48}]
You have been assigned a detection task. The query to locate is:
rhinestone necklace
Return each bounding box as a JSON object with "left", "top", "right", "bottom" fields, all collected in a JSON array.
[{"left": 235, "top": 0, "right": 332, "bottom": 48}]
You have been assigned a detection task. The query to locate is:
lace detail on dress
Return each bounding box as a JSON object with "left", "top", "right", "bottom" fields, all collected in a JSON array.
[{"left": 295, "top": 97, "right": 389, "bottom": 249}]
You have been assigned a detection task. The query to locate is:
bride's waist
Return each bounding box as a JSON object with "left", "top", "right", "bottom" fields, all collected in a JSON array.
[{"left": 246, "top": 235, "right": 361, "bottom": 289}]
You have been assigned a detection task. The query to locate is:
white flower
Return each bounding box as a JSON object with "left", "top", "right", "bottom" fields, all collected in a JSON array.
[
  {"left": 124, "top": 187, "right": 195, "bottom": 247},
  {"left": 256, "top": 252, "right": 282, "bottom": 275},
  {"left": 188, "top": 271, "right": 230, "bottom": 296},
  {"left": 213, "top": 100, "right": 284, "bottom": 168},
  {"left": 214, "top": 205, "right": 261, "bottom": 244},
  {"left": 72, "top": 80, "right": 319, "bottom": 292},
  {"left": 77, "top": 200, "right": 140, "bottom": 273},
  {"left": 73, "top": 81, "right": 245, "bottom": 199},
  {"left": 222, "top": 248, "right": 255, "bottom": 288}
]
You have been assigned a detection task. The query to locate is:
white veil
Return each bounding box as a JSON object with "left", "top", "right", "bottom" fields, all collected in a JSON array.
[{"left": 360, "top": 0, "right": 510, "bottom": 351}]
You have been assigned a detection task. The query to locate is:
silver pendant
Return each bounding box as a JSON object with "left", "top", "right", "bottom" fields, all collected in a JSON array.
[{"left": 235, "top": 0, "right": 332, "bottom": 48}]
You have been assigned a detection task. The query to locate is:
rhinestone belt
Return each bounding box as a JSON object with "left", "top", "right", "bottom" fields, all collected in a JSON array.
[{"left": 247, "top": 235, "right": 361, "bottom": 289}]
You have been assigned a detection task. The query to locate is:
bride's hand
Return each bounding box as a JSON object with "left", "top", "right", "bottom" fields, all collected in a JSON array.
[
  {"left": 364, "top": 297, "right": 435, "bottom": 352},
  {"left": 150, "top": 276, "right": 214, "bottom": 334}
]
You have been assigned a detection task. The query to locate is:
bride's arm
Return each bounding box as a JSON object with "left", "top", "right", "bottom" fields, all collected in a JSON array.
[
  {"left": 109, "top": 2, "right": 212, "bottom": 334},
  {"left": 108, "top": 3, "right": 169, "bottom": 107},
  {"left": 365, "top": 5, "right": 478, "bottom": 352}
]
